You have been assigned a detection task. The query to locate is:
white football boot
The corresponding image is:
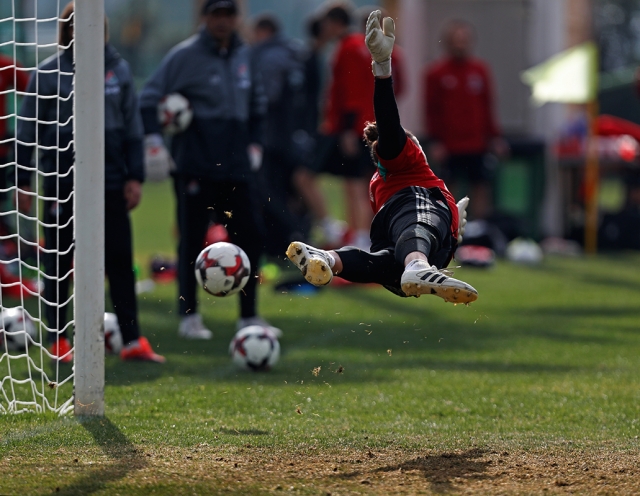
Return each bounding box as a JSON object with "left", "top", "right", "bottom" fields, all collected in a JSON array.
[
  {"left": 286, "top": 241, "right": 334, "bottom": 286},
  {"left": 236, "top": 316, "right": 283, "bottom": 338},
  {"left": 178, "top": 313, "right": 212, "bottom": 340},
  {"left": 400, "top": 260, "right": 478, "bottom": 304}
]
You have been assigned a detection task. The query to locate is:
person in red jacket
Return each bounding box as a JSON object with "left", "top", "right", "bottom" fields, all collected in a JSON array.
[
  {"left": 313, "top": 4, "right": 376, "bottom": 250},
  {"left": 0, "top": 54, "right": 29, "bottom": 230},
  {"left": 286, "top": 11, "right": 477, "bottom": 305},
  {"left": 424, "top": 20, "right": 508, "bottom": 220}
]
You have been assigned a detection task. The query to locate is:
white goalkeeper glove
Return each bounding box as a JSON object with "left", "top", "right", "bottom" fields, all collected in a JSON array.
[
  {"left": 457, "top": 196, "right": 470, "bottom": 244},
  {"left": 144, "top": 134, "right": 175, "bottom": 182},
  {"left": 365, "top": 10, "right": 395, "bottom": 77}
]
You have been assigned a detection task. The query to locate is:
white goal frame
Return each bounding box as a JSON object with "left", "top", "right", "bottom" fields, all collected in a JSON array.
[
  {"left": 73, "top": 0, "right": 105, "bottom": 416},
  {"left": 0, "top": 0, "right": 105, "bottom": 416}
]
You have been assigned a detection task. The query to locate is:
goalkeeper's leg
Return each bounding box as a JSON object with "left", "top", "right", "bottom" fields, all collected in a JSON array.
[
  {"left": 286, "top": 241, "right": 403, "bottom": 291},
  {"left": 385, "top": 189, "right": 478, "bottom": 303}
]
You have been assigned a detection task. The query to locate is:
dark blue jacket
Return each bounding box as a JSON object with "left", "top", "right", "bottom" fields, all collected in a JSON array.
[
  {"left": 16, "top": 44, "right": 144, "bottom": 192},
  {"left": 251, "top": 34, "right": 307, "bottom": 160},
  {"left": 139, "top": 28, "right": 266, "bottom": 182}
]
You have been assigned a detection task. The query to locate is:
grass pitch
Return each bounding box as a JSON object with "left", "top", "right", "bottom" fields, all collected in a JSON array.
[{"left": 1, "top": 181, "right": 640, "bottom": 495}]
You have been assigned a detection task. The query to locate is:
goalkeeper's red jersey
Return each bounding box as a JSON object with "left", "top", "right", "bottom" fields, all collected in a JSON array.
[{"left": 370, "top": 137, "right": 459, "bottom": 239}]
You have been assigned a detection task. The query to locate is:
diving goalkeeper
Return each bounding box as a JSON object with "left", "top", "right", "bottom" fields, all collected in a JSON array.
[{"left": 286, "top": 11, "right": 477, "bottom": 304}]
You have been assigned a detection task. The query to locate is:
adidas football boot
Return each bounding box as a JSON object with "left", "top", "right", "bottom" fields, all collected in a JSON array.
[
  {"left": 286, "top": 241, "right": 333, "bottom": 286},
  {"left": 401, "top": 261, "right": 478, "bottom": 304}
]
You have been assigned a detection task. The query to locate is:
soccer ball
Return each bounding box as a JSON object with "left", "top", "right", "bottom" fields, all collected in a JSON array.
[
  {"left": 229, "top": 325, "right": 280, "bottom": 371},
  {"left": 0, "top": 307, "right": 37, "bottom": 351},
  {"left": 104, "top": 312, "right": 123, "bottom": 355},
  {"left": 195, "top": 242, "right": 251, "bottom": 297},
  {"left": 158, "top": 93, "right": 193, "bottom": 135}
]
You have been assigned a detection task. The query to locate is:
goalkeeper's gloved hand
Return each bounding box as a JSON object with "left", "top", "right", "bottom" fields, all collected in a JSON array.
[
  {"left": 365, "top": 10, "right": 395, "bottom": 77},
  {"left": 144, "top": 134, "right": 175, "bottom": 182},
  {"left": 457, "top": 196, "right": 470, "bottom": 244}
]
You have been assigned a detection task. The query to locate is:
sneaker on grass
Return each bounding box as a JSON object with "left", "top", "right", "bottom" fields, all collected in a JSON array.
[
  {"left": 286, "top": 241, "right": 333, "bottom": 287},
  {"left": 400, "top": 260, "right": 478, "bottom": 304},
  {"left": 179, "top": 313, "right": 212, "bottom": 340},
  {"left": 120, "top": 337, "right": 165, "bottom": 363},
  {"left": 236, "top": 316, "right": 283, "bottom": 338}
]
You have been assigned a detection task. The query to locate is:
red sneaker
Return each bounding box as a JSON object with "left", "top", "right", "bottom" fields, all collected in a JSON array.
[
  {"left": 50, "top": 337, "right": 73, "bottom": 363},
  {"left": 120, "top": 337, "right": 165, "bottom": 363}
]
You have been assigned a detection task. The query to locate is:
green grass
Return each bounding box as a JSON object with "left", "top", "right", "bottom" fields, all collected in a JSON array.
[{"left": 1, "top": 181, "right": 640, "bottom": 494}]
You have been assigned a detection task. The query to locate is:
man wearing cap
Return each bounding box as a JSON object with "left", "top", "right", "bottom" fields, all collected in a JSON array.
[{"left": 140, "top": 0, "right": 276, "bottom": 339}]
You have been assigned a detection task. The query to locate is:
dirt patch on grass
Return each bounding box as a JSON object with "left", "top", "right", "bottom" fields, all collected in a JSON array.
[
  {"left": 197, "top": 446, "right": 640, "bottom": 494},
  {"left": 4, "top": 445, "right": 639, "bottom": 494}
]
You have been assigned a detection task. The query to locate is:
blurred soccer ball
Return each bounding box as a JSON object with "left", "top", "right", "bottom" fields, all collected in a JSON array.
[
  {"left": 158, "top": 93, "right": 193, "bottom": 135},
  {"left": 0, "top": 307, "right": 36, "bottom": 351},
  {"left": 229, "top": 325, "right": 280, "bottom": 371},
  {"left": 195, "top": 242, "right": 251, "bottom": 297},
  {"left": 104, "top": 312, "right": 123, "bottom": 355},
  {"left": 506, "top": 238, "right": 543, "bottom": 265}
]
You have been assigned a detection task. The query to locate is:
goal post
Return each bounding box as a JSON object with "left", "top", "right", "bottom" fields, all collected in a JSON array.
[
  {"left": 73, "top": 0, "right": 105, "bottom": 416},
  {"left": 0, "top": 0, "right": 104, "bottom": 416}
]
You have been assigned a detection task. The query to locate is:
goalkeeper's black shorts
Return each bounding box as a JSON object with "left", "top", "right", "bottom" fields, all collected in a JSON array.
[{"left": 336, "top": 186, "right": 455, "bottom": 296}]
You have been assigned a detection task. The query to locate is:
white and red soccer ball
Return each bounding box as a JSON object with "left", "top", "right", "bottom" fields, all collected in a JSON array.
[
  {"left": 0, "top": 307, "right": 37, "bottom": 351},
  {"left": 229, "top": 325, "right": 280, "bottom": 371},
  {"left": 158, "top": 93, "right": 193, "bottom": 135},
  {"left": 195, "top": 242, "right": 251, "bottom": 297}
]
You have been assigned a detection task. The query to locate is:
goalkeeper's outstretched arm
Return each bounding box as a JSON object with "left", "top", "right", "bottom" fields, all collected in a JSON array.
[{"left": 365, "top": 10, "right": 405, "bottom": 161}]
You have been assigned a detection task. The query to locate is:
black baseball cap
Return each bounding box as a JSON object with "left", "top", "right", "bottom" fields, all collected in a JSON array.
[{"left": 202, "top": 0, "right": 238, "bottom": 15}]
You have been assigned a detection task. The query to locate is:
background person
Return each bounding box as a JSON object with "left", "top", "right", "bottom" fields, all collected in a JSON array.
[
  {"left": 423, "top": 20, "right": 508, "bottom": 220},
  {"left": 0, "top": 53, "right": 29, "bottom": 235},
  {"left": 291, "top": 15, "right": 347, "bottom": 248},
  {"left": 16, "top": 2, "right": 164, "bottom": 363},
  {"left": 250, "top": 14, "right": 309, "bottom": 257},
  {"left": 139, "top": 0, "right": 278, "bottom": 339},
  {"left": 311, "top": 3, "right": 410, "bottom": 251},
  {"left": 313, "top": 3, "right": 376, "bottom": 251}
]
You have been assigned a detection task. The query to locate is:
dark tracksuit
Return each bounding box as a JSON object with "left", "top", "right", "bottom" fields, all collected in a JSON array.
[
  {"left": 139, "top": 28, "right": 266, "bottom": 319},
  {"left": 251, "top": 34, "right": 308, "bottom": 255},
  {"left": 16, "top": 44, "right": 145, "bottom": 344}
]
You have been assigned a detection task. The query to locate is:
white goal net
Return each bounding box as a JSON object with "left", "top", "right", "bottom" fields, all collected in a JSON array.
[{"left": 0, "top": 1, "right": 104, "bottom": 415}]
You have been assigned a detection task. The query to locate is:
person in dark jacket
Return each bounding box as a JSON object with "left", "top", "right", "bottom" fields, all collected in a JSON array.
[
  {"left": 139, "top": 0, "right": 278, "bottom": 339},
  {"left": 251, "top": 14, "right": 309, "bottom": 256},
  {"left": 15, "top": 2, "right": 164, "bottom": 363}
]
